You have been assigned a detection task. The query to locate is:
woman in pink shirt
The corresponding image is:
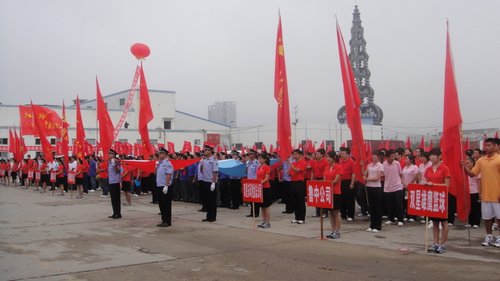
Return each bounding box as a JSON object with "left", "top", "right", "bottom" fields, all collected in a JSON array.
[
  {"left": 364, "top": 150, "right": 384, "bottom": 232},
  {"left": 402, "top": 155, "right": 418, "bottom": 222}
]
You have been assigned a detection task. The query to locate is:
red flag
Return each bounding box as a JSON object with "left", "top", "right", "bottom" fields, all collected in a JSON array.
[
  {"left": 61, "top": 101, "right": 69, "bottom": 170},
  {"left": 261, "top": 143, "right": 267, "bottom": 152},
  {"left": 216, "top": 145, "right": 222, "bottom": 153},
  {"left": 75, "top": 96, "right": 86, "bottom": 159},
  {"left": 326, "top": 143, "right": 333, "bottom": 153},
  {"left": 96, "top": 78, "right": 115, "bottom": 155},
  {"left": 405, "top": 136, "right": 411, "bottom": 149},
  {"left": 182, "top": 141, "right": 192, "bottom": 153},
  {"left": 366, "top": 141, "right": 373, "bottom": 163},
  {"left": 440, "top": 22, "right": 469, "bottom": 222},
  {"left": 306, "top": 140, "right": 314, "bottom": 154},
  {"left": 495, "top": 132, "right": 499, "bottom": 139},
  {"left": 419, "top": 136, "right": 425, "bottom": 150},
  {"left": 384, "top": 140, "right": 390, "bottom": 150},
  {"left": 194, "top": 145, "right": 201, "bottom": 153},
  {"left": 133, "top": 143, "right": 142, "bottom": 157},
  {"left": 138, "top": 63, "right": 154, "bottom": 159},
  {"left": 269, "top": 144, "right": 274, "bottom": 154},
  {"left": 319, "top": 141, "right": 325, "bottom": 149},
  {"left": 9, "top": 129, "right": 16, "bottom": 158},
  {"left": 241, "top": 146, "right": 246, "bottom": 155},
  {"left": 341, "top": 142, "right": 346, "bottom": 148},
  {"left": 31, "top": 103, "right": 53, "bottom": 162},
  {"left": 167, "top": 142, "right": 175, "bottom": 153},
  {"left": 337, "top": 21, "right": 366, "bottom": 183},
  {"left": 19, "top": 105, "right": 63, "bottom": 137},
  {"left": 274, "top": 15, "right": 293, "bottom": 161},
  {"left": 427, "top": 139, "right": 434, "bottom": 152},
  {"left": 13, "top": 127, "right": 23, "bottom": 162}
]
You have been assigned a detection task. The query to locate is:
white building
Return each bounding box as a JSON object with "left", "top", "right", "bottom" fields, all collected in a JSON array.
[
  {"left": 0, "top": 89, "right": 231, "bottom": 158},
  {"left": 208, "top": 101, "right": 237, "bottom": 128}
]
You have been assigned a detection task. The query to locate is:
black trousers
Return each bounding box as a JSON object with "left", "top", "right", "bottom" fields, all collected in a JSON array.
[
  {"left": 356, "top": 183, "right": 368, "bottom": 215},
  {"left": 150, "top": 175, "right": 159, "bottom": 203},
  {"left": 469, "top": 193, "right": 481, "bottom": 226},
  {"left": 199, "top": 181, "right": 207, "bottom": 210},
  {"left": 109, "top": 183, "right": 121, "bottom": 216},
  {"left": 385, "top": 190, "right": 404, "bottom": 222},
  {"left": 219, "top": 178, "right": 231, "bottom": 207},
  {"left": 340, "top": 180, "right": 356, "bottom": 219},
  {"left": 448, "top": 193, "right": 457, "bottom": 224},
  {"left": 158, "top": 186, "right": 172, "bottom": 224},
  {"left": 229, "top": 179, "right": 242, "bottom": 209},
  {"left": 201, "top": 181, "right": 217, "bottom": 220},
  {"left": 282, "top": 181, "right": 294, "bottom": 213},
  {"left": 290, "top": 180, "right": 306, "bottom": 221},
  {"left": 367, "top": 186, "right": 382, "bottom": 230}
]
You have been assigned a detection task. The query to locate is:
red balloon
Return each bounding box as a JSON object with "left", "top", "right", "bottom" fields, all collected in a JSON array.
[{"left": 130, "top": 43, "right": 150, "bottom": 59}]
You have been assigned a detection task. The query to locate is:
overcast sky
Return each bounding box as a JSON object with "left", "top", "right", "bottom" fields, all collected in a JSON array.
[{"left": 1, "top": 0, "right": 499, "bottom": 138}]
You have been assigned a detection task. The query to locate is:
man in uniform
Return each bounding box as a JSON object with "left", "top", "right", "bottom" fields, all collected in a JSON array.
[
  {"left": 107, "top": 149, "right": 122, "bottom": 219},
  {"left": 200, "top": 145, "right": 218, "bottom": 222},
  {"left": 156, "top": 147, "right": 174, "bottom": 227},
  {"left": 229, "top": 150, "right": 242, "bottom": 209},
  {"left": 246, "top": 149, "right": 260, "bottom": 217}
]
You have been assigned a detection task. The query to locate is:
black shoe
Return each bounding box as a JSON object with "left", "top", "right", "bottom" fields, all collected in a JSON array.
[
  {"left": 113, "top": 215, "right": 122, "bottom": 219},
  {"left": 150, "top": 201, "right": 158, "bottom": 204},
  {"left": 108, "top": 215, "right": 116, "bottom": 218},
  {"left": 157, "top": 222, "right": 170, "bottom": 227},
  {"left": 202, "top": 218, "right": 210, "bottom": 222},
  {"left": 158, "top": 213, "right": 161, "bottom": 215},
  {"left": 198, "top": 209, "right": 207, "bottom": 212}
]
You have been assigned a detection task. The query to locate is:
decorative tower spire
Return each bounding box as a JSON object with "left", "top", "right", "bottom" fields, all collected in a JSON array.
[{"left": 337, "top": 5, "right": 383, "bottom": 125}]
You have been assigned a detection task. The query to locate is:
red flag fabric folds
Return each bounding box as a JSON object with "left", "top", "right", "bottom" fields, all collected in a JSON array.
[
  {"left": 274, "top": 15, "right": 293, "bottom": 161},
  {"left": 138, "top": 64, "right": 154, "bottom": 159},
  {"left": 19, "top": 105, "right": 63, "bottom": 137},
  {"left": 61, "top": 102, "right": 69, "bottom": 170},
  {"left": 75, "top": 96, "right": 86, "bottom": 159},
  {"left": 440, "top": 22, "right": 469, "bottom": 222},
  {"left": 96, "top": 78, "right": 114, "bottom": 156},
  {"left": 336, "top": 21, "right": 366, "bottom": 183},
  {"left": 31, "top": 103, "right": 53, "bottom": 162}
]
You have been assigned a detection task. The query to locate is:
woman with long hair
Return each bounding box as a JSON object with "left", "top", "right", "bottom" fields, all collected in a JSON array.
[
  {"left": 257, "top": 153, "right": 272, "bottom": 229},
  {"left": 323, "top": 151, "right": 343, "bottom": 239}
]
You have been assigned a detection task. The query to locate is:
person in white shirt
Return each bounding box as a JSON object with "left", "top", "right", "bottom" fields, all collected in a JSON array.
[{"left": 364, "top": 150, "right": 384, "bottom": 232}]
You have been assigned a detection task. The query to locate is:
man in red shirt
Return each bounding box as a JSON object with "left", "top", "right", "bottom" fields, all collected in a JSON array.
[
  {"left": 311, "top": 148, "right": 329, "bottom": 218},
  {"left": 339, "top": 147, "right": 356, "bottom": 221},
  {"left": 287, "top": 149, "right": 307, "bottom": 224}
]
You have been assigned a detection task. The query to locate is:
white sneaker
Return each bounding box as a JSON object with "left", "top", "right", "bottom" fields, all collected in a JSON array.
[
  {"left": 132, "top": 194, "right": 138, "bottom": 197},
  {"left": 472, "top": 225, "right": 479, "bottom": 229},
  {"left": 482, "top": 235, "right": 494, "bottom": 246},
  {"left": 371, "top": 229, "right": 380, "bottom": 233},
  {"left": 397, "top": 222, "right": 404, "bottom": 226},
  {"left": 100, "top": 195, "right": 109, "bottom": 198},
  {"left": 493, "top": 236, "right": 500, "bottom": 248},
  {"left": 464, "top": 224, "right": 471, "bottom": 228},
  {"left": 427, "top": 221, "right": 433, "bottom": 228},
  {"left": 448, "top": 223, "right": 453, "bottom": 226},
  {"left": 384, "top": 220, "right": 393, "bottom": 225},
  {"left": 346, "top": 217, "right": 353, "bottom": 222},
  {"left": 290, "top": 220, "right": 298, "bottom": 224},
  {"left": 297, "top": 220, "right": 305, "bottom": 224},
  {"left": 382, "top": 215, "right": 388, "bottom": 219},
  {"left": 89, "top": 189, "right": 95, "bottom": 192},
  {"left": 403, "top": 218, "right": 408, "bottom": 222},
  {"left": 366, "top": 228, "right": 373, "bottom": 232},
  {"left": 493, "top": 223, "right": 499, "bottom": 231},
  {"left": 408, "top": 218, "right": 415, "bottom": 222}
]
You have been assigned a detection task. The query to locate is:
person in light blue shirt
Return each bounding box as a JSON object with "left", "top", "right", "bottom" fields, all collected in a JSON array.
[
  {"left": 200, "top": 145, "right": 218, "bottom": 222},
  {"left": 107, "top": 149, "right": 122, "bottom": 219},
  {"left": 156, "top": 147, "right": 174, "bottom": 227},
  {"left": 281, "top": 156, "right": 294, "bottom": 214},
  {"left": 246, "top": 149, "right": 260, "bottom": 217}
]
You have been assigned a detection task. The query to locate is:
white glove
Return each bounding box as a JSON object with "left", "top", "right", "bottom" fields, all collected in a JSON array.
[
  {"left": 210, "top": 183, "right": 216, "bottom": 192},
  {"left": 162, "top": 186, "right": 168, "bottom": 194}
]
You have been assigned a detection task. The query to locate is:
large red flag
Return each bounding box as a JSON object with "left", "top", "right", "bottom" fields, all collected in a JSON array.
[
  {"left": 138, "top": 63, "right": 154, "bottom": 159},
  {"left": 75, "top": 96, "right": 86, "bottom": 159},
  {"left": 19, "top": 105, "right": 63, "bottom": 137},
  {"left": 336, "top": 21, "right": 366, "bottom": 183},
  {"left": 440, "top": 22, "right": 469, "bottom": 222},
  {"left": 13, "top": 127, "right": 22, "bottom": 161},
  {"left": 31, "top": 103, "right": 53, "bottom": 162},
  {"left": 274, "top": 15, "right": 293, "bottom": 161},
  {"left": 96, "top": 78, "right": 114, "bottom": 155},
  {"left": 167, "top": 142, "right": 175, "bottom": 153},
  {"left": 61, "top": 101, "right": 69, "bottom": 170}
]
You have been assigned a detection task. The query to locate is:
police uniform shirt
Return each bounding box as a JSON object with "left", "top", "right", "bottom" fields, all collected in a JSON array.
[
  {"left": 200, "top": 156, "right": 218, "bottom": 183},
  {"left": 281, "top": 158, "right": 294, "bottom": 182},
  {"left": 246, "top": 159, "right": 259, "bottom": 179},
  {"left": 156, "top": 159, "right": 174, "bottom": 186},
  {"left": 108, "top": 160, "right": 121, "bottom": 184}
]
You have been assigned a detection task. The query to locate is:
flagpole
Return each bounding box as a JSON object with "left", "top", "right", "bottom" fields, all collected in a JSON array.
[{"left": 459, "top": 126, "right": 471, "bottom": 245}]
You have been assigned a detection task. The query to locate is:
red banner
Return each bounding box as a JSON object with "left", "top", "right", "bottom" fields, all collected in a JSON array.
[
  {"left": 241, "top": 178, "right": 263, "bottom": 203},
  {"left": 407, "top": 183, "right": 448, "bottom": 219},
  {"left": 306, "top": 180, "right": 334, "bottom": 209}
]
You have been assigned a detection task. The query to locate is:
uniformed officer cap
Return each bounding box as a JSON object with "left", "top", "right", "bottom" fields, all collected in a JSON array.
[
  {"left": 159, "top": 147, "right": 168, "bottom": 154},
  {"left": 108, "top": 149, "right": 117, "bottom": 155},
  {"left": 249, "top": 149, "right": 257, "bottom": 154},
  {"left": 203, "top": 144, "right": 214, "bottom": 151},
  {"left": 231, "top": 150, "right": 239, "bottom": 155}
]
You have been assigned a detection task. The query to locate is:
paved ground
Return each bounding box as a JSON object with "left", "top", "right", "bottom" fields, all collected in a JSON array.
[{"left": 0, "top": 185, "right": 499, "bottom": 281}]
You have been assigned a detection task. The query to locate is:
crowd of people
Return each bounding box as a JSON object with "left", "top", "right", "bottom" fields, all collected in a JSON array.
[{"left": 1, "top": 138, "right": 499, "bottom": 255}]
